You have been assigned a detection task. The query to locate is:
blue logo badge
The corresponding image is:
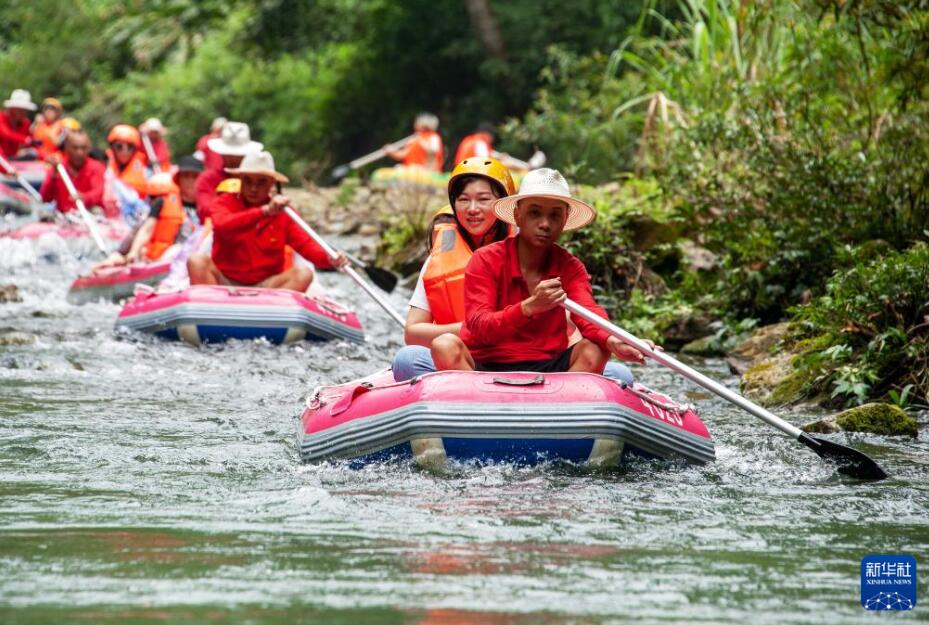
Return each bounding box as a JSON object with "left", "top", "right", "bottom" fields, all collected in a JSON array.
[{"left": 861, "top": 554, "right": 917, "bottom": 610}]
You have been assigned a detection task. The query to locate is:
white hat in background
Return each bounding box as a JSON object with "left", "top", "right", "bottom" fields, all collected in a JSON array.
[
  {"left": 207, "top": 121, "right": 263, "bottom": 156},
  {"left": 4, "top": 89, "right": 37, "bottom": 111}
]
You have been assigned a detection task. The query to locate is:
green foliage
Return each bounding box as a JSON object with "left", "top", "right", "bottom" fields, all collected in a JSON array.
[{"left": 790, "top": 243, "right": 929, "bottom": 406}]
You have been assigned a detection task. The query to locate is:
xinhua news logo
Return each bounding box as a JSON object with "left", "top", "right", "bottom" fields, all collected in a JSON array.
[{"left": 861, "top": 554, "right": 917, "bottom": 611}]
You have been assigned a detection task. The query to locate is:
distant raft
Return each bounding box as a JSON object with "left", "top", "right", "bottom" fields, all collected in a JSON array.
[
  {"left": 116, "top": 284, "right": 364, "bottom": 346},
  {"left": 298, "top": 369, "right": 715, "bottom": 469},
  {"left": 0, "top": 159, "right": 46, "bottom": 191},
  {"left": 67, "top": 261, "right": 172, "bottom": 305}
]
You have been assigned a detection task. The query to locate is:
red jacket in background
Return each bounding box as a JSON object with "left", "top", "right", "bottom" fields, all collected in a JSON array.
[
  {"left": 39, "top": 157, "right": 106, "bottom": 212},
  {"left": 0, "top": 111, "right": 32, "bottom": 158},
  {"left": 194, "top": 166, "right": 226, "bottom": 222},
  {"left": 143, "top": 136, "right": 171, "bottom": 171},
  {"left": 195, "top": 133, "right": 223, "bottom": 171},
  {"left": 210, "top": 193, "right": 333, "bottom": 285},
  {"left": 460, "top": 236, "right": 612, "bottom": 364}
]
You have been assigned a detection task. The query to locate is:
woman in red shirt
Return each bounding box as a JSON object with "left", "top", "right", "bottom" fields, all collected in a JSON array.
[{"left": 186, "top": 150, "right": 348, "bottom": 292}]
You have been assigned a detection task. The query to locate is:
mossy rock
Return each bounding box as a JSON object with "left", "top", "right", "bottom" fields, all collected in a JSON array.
[
  {"left": 680, "top": 335, "right": 724, "bottom": 357},
  {"left": 741, "top": 352, "right": 795, "bottom": 405},
  {"left": 836, "top": 403, "right": 918, "bottom": 437},
  {"left": 726, "top": 322, "right": 791, "bottom": 374}
]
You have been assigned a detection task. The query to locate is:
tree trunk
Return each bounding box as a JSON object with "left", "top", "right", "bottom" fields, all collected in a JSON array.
[{"left": 464, "top": 0, "right": 506, "bottom": 60}]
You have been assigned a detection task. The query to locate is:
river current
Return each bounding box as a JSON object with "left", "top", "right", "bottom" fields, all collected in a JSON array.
[{"left": 1, "top": 228, "right": 927, "bottom": 624}]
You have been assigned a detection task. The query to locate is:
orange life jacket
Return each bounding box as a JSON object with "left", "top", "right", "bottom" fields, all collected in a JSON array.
[
  {"left": 453, "top": 132, "right": 493, "bottom": 166},
  {"left": 423, "top": 223, "right": 472, "bottom": 324},
  {"left": 404, "top": 130, "right": 443, "bottom": 172},
  {"left": 144, "top": 191, "right": 185, "bottom": 261},
  {"left": 107, "top": 150, "right": 149, "bottom": 197},
  {"left": 33, "top": 119, "right": 63, "bottom": 159}
]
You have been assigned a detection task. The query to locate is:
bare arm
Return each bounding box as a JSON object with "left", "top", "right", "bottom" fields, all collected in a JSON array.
[
  {"left": 404, "top": 306, "right": 462, "bottom": 346},
  {"left": 126, "top": 217, "right": 156, "bottom": 261}
]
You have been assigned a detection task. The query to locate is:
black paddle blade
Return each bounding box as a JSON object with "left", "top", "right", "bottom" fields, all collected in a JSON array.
[
  {"left": 799, "top": 433, "right": 889, "bottom": 480},
  {"left": 363, "top": 265, "right": 398, "bottom": 293},
  {"left": 331, "top": 164, "right": 350, "bottom": 180}
]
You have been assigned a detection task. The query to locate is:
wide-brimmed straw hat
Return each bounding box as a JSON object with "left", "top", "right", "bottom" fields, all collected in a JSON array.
[
  {"left": 207, "top": 121, "right": 263, "bottom": 156},
  {"left": 225, "top": 150, "right": 289, "bottom": 183},
  {"left": 492, "top": 168, "right": 596, "bottom": 231},
  {"left": 141, "top": 117, "right": 168, "bottom": 135},
  {"left": 4, "top": 89, "right": 37, "bottom": 111}
]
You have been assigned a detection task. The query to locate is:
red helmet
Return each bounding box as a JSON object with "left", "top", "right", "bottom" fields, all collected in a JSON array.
[{"left": 107, "top": 124, "right": 141, "bottom": 147}]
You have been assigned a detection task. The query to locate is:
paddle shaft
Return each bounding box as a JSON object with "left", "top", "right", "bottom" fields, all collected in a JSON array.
[
  {"left": 562, "top": 298, "right": 804, "bottom": 439},
  {"left": 491, "top": 150, "right": 529, "bottom": 170},
  {"left": 0, "top": 154, "right": 43, "bottom": 203},
  {"left": 56, "top": 163, "right": 110, "bottom": 255},
  {"left": 349, "top": 134, "right": 416, "bottom": 170},
  {"left": 283, "top": 206, "right": 405, "bottom": 328},
  {"left": 140, "top": 133, "right": 161, "bottom": 174}
]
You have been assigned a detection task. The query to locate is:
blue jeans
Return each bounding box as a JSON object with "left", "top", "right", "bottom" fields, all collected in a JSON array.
[{"left": 391, "top": 344, "right": 635, "bottom": 385}]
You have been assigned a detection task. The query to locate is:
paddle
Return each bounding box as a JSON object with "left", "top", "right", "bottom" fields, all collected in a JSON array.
[
  {"left": 331, "top": 134, "right": 416, "bottom": 181},
  {"left": 561, "top": 298, "right": 889, "bottom": 480},
  {"left": 491, "top": 149, "right": 547, "bottom": 171},
  {"left": 56, "top": 163, "right": 110, "bottom": 255},
  {"left": 345, "top": 252, "right": 399, "bottom": 293},
  {"left": 0, "top": 154, "right": 44, "bottom": 204},
  {"left": 140, "top": 133, "right": 162, "bottom": 174},
  {"left": 284, "top": 205, "right": 405, "bottom": 328}
]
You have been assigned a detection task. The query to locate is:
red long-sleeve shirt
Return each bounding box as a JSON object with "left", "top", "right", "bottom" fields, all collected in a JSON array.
[
  {"left": 210, "top": 193, "right": 333, "bottom": 285},
  {"left": 196, "top": 133, "right": 223, "bottom": 171},
  {"left": 39, "top": 157, "right": 106, "bottom": 212},
  {"left": 145, "top": 136, "right": 171, "bottom": 171},
  {"left": 460, "top": 236, "right": 612, "bottom": 363},
  {"left": 0, "top": 111, "right": 32, "bottom": 158},
  {"left": 194, "top": 166, "right": 225, "bottom": 222}
]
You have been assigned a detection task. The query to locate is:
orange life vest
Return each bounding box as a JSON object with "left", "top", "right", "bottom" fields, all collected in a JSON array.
[
  {"left": 107, "top": 150, "right": 149, "bottom": 197},
  {"left": 144, "top": 191, "right": 185, "bottom": 261},
  {"left": 423, "top": 223, "right": 472, "bottom": 324},
  {"left": 404, "top": 130, "right": 443, "bottom": 172},
  {"left": 453, "top": 132, "right": 493, "bottom": 166},
  {"left": 33, "top": 119, "right": 63, "bottom": 159}
]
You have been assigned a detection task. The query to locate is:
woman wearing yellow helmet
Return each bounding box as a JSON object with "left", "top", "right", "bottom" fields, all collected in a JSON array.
[{"left": 392, "top": 157, "right": 516, "bottom": 381}]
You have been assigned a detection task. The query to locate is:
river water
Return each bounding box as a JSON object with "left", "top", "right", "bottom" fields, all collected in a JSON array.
[{"left": 1, "top": 229, "right": 927, "bottom": 624}]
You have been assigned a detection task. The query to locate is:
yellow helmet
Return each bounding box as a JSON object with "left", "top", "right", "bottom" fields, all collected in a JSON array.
[
  {"left": 61, "top": 117, "right": 81, "bottom": 131},
  {"left": 447, "top": 156, "right": 515, "bottom": 207},
  {"left": 216, "top": 177, "right": 241, "bottom": 194}
]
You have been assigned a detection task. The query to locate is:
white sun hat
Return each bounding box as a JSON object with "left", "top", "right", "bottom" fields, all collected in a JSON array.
[
  {"left": 4, "top": 89, "right": 37, "bottom": 111},
  {"left": 141, "top": 117, "right": 168, "bottom": 135},
  {"left": 207, "top": 121, "right": 263, "bottom": 156},
  {"left": 225, "top": 150, "right": 289, "bottom": 183},
  {"left": 493, "top": 168, "right": 596, "bottom": 231}
]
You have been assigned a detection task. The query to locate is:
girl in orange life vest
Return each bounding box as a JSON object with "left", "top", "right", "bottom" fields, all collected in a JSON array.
[
  {"left": 391, "top": 157, "right": 516, "bottom": 380},
  {"left": 105, "top": 124, "right": 149, "bottom": 198}
]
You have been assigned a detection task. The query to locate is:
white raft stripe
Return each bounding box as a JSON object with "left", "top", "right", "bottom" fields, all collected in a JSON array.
[
  {"left": 115, "top": 302, "right": 364, "bottom": 343},
  {"left": 299, "top": 401, "right": 715, "bottom": 465}
]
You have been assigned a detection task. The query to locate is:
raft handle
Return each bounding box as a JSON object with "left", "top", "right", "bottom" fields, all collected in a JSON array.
[{"left": 492, "top": 375, "right": 545, "bottom": 386}]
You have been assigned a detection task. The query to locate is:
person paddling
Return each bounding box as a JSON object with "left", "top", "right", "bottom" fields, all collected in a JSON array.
[
  {"left": 195, "top": 121, "right": 261, "bottom": 222},
  {"left": 139, "top": 117, "right": 172, "bottom": 171},
  {"left": 453, "top": 123, "right": 494, "bottom": 165},
  {"left": 187, "top": 150, "right": 348, "bottom": 291},
  {"left": 33, "top": 97, "right": 65, "bottom": 161},
  {"left": 431, "top": 168, "right": 654, "bottom": 374},
  {"left": 0, "top": 89, "right": 37, "bottom": 158},
  {"left": 39, "top": 130, "right": 105, "bottom": 213},
  {"left": 384, "top": 113, "right": 443, "bottom": 172}
]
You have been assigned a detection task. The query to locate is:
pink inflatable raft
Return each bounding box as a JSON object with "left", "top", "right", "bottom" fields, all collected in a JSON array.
[
  {"left": 116, "top": 285, "right": 364, "bottom": 345},
  {"left": 67, "top": 261, "right": 171, "bottom": 304},
  {"left": 0, "top": 219, "right": 128, "bottom": 242},
  {"left": 299, "top": 370, "right": 715, "bottom": 468}
]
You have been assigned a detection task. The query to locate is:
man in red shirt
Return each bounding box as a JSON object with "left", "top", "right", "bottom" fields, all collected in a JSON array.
[
  {"left": 187, "top": 150, "right": 348, "bottom": 291},
  {"left": 432, "top": 168, "right": 652, "bottom": 373},
  {"left": 0, "top": 89, "right": 37, "bottom": 158},
  {"left": 194, "top": 116, "right": 226, "bottom": 171},
  {"left": 39, "top": 130, "right": 105, "bottom": 212},
  {"left": 194, "top": 121, "right": 261, "bottom": 222}
]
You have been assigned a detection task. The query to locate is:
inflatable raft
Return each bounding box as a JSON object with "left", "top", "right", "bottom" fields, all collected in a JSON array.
[
  {"left": 299, "top": 370, "right": 715, "bottom": 468},
  {"left": 0, "top": 159, "right": 46, "bottom": 191},
  {"left": 67, "top": 261, "right": 171, "bottom": 304},
  {"left": 116, "top": 284, "right": 365, "bottom": 345},
  {"left": 0, "top": 181, "right": 32, "bottom": 215},
  {"left": 0, "top": 218, "right": 128, "bottom": 242}
]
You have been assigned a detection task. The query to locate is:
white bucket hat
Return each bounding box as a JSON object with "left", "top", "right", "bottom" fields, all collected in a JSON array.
[
  {"left": 493, "top": 168, "right": 596, "bottom": 231},
  {"left": 141, "top": 117, "right": 167, "bottom": 135},
  {"left": 225, "top": 150, "right": 289, "bottom": 183},
  {"left": 207, "top": 121, "right": 263, "bottom": 156},
  {"left": 4, "top": 89, "right": 37, "bottom": 111}
]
